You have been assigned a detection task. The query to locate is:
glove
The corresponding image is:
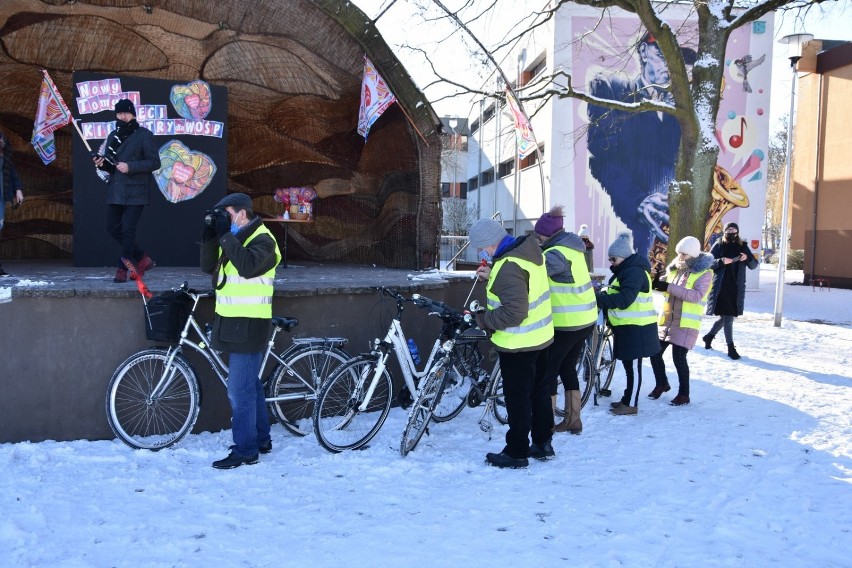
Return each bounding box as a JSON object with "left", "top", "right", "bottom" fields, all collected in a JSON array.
[
  {"left": 201, "top": 222, "right": 217, "bottom": 242},
  {"left": 214, "top": 211, "right": 231, "bottom": 238},
  {"left": 652, "top": 279, "right": 669, "bottom": 292}
]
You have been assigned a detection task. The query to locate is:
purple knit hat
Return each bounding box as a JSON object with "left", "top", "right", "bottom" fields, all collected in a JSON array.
[{"left": 534, "top": 206, "right": 565, "bottom": 237}]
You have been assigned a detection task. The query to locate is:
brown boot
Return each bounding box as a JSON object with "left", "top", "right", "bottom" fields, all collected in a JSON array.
[
  {"left": 554, "top": 390, "right": 583, "bottom": 434},
  {"left": 553, "top": 393, "right": 570, "bottom": 432}
]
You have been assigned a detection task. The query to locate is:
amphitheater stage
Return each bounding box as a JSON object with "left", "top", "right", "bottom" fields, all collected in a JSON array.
[{"left": 0, "top": 260, "right": 479, "bottom": 444}]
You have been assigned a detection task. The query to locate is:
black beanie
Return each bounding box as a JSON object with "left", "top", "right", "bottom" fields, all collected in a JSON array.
[{"left": 114, "top": 99, "right": 136, "bottom": 116}]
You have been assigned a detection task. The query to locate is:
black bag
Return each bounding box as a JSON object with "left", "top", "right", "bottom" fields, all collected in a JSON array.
[{"left": 144, "top": 291, "right": 192, "bottom": 341}]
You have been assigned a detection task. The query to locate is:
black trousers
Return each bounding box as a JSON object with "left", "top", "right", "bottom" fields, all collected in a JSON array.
[
  {"left": 499, "top": 348, "right": 552, "bottom": 459},
  {"left": 106, "top": 204, "right": 145, "bottom": 267},
  {"left": 620, "top": 358, "right": 645, "bottom": 407},
  {"left": 543, "top": 326, "right": 594, "bottom": 394},
  {"left": 650, "top": 340, "right": 690, "bottom": 396}
]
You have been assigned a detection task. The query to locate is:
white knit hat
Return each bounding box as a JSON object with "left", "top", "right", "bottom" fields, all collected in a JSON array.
[
  {"left": 577, "top": 224, "right": 590, "bottom": 238},
  {"left": 675, "top": 236, "right": 702, "bottom": 258}
]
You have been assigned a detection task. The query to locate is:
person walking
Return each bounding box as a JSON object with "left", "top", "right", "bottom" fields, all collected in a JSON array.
[
  {"left": 703, "top": 222, "right": 758, "bottom": 359},
  {"left": 468, "top": 218, "right": 554, "bottom": 468},
  {"left": 0, "top": 130, "right": 23, "bottom": 277},
  {"left": 595, "top": 231, "right": 660, "bottom": 415},
  {"left": 647, "top": 236, "right": 713, "bottom": 406},
  {"left": 93, "top": 99, "right": 160, "bottom": 283},
  {"left": 201, "top": 193, "right": 281, "bottom": 469},
  {"left": 534, "top": 207, "right": 597, "bottom": 434}
]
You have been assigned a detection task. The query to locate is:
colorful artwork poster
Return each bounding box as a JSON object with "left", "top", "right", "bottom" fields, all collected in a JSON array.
[
  {"left": 570, "top": 15, "right": 772, "bottom": 267},
  {"left": 70, "top": 72, "right": 228, "bottom": 267}
]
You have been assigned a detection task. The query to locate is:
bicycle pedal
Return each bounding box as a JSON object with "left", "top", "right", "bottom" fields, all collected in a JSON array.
[{"left": 478, "top": 420, "right": 493, "bottom": 434}]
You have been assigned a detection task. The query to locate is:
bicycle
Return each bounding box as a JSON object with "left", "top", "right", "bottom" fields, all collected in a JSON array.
[
  {"left": 554, "top": 311, "right": 617, "bottom": 415},
  {"left": 311, "top": 287, "right": 471, "bottom": 453},
  {"left": 105, "top": 282, "right": 349, "bottom": 450}
]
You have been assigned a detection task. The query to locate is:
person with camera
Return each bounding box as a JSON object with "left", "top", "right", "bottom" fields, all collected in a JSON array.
[
  {"left": 92, "top": 99, "right": 160, "bottom": 283},
  {"left": 200, "top": 193, "right": 281, "bottom": 469},
  {"left": 0, "top": 129, "right": 23, "bottom": 277}
]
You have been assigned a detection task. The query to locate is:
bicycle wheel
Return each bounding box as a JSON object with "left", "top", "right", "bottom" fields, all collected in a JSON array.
[
  {"left": 490, "top": 364, "right": 509, "bottom": 425},
  {"left": 432, "top": 344, "right": 474, "bottom": 423},
  {"left": 400, "top": 357, "right": 449, "bottom": 456},
  {"left": 598, "top": 330, "right": 617, "bottom": 393},
  {"left": 312, "top": 356, "right": 393, "bottom": 452},
  {"left": 578, "top": 348, "right": 595, "bottom": 408},
  {"left": 267, "top": 345, "right": 349, "bottom": 437},
  {"left": 106, "top": 348, "right": 200, "bottom": 451}
]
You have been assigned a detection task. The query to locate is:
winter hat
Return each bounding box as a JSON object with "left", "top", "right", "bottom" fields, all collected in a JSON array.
[
  {"left": 215, "top": 192, "right": 253, "bottom": 213},
  {"left": 114, "top": 98, "right": 136, "bottom": 116},
  {"left": 724, "top": 221, "right": 739, "bottom": 233},
  {"left": 577, "top": 224, "right": 590, "bottom": 238},
  {"left": 675, "top": 235, "right": 702, "bottom": 258},
  {"left": 468, "top": 218, "right": 508, "bottom": 249},
  {"left": 534, "top": 205, "right": 564, "bottom": 238},
  {"left": 607, "top": 231, "right": 634, "bottom": 259}
]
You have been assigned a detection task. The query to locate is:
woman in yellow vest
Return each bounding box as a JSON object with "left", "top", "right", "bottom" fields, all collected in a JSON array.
[
  {"left": 595, "top": 232, "right": 660, "bottom": 415},
  {"left": 468, "top": 218, "right": 554, "bottom": 469},
  {"left": 533, "top": 206, "right": 597, "bottom": 434},
  {"left": 201, "top": 193, "right": 281, "bottom": 469},
  {"left": 648, "top": 236, "right": 713, "bottom": 406}
]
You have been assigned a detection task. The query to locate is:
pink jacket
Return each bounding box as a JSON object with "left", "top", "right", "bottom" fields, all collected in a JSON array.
[{"left": 657, "top": 253, "right": 713, "bottom": 350}]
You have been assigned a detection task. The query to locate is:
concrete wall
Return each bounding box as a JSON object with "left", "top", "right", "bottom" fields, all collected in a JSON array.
[{"left": 0, "top": 280, "right": 477, "bottom": 444}]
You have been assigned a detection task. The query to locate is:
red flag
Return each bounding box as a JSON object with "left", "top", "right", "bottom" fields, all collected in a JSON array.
[
  {"left": 357, "top": 57, "right": 397, "bottom": 140},
  {"left": 31, "top": 70, "right": 73, "bottom": 165}
]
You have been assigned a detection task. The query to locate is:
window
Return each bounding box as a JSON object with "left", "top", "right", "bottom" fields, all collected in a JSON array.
[
  {"left": 482, "top": 104, "right": 495, "bottom": 123},
  {"left": 520, "top": 144, "right": 545, "bottom": 169},
  {"left": 459, "top": 182, "right": 468, "bottom": 199},
  {"left": 470, "top": 119, "right": 479, "bottom": 134},
  {"left": 481, "top": 170, "right": 494, "bottom": 186},
  {"left": 529, "top": 58, "right": 546, "bottom": 80},
  {"left": 468, "top": 176, "right": 479, "bottom": 191},
  {"left": 498, "top": 159, "right": 514, "bottom": 178},
  {"left": 441, "top": 183, "right": 450, "bottom": 197}
]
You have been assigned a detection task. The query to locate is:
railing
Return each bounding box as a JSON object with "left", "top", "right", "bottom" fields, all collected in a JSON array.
[{"left": 441, "top": 212, "right": 503, "bottom": 270}]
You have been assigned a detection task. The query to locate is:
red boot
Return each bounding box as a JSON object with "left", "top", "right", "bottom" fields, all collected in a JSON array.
[{"left": 132, "top": 254, "right": 156, "bottom": 280}]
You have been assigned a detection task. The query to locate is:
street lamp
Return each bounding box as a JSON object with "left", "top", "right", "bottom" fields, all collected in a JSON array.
[
  {"left": 448, "top": 116, "right": 459, "bottom": 198},
  {"left": 773, "top": 32, "right": 813, "bottom": 328}
]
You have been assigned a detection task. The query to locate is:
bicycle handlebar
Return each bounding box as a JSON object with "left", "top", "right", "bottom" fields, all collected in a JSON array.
[
  {"left": 376, "top": 287, "right": 472, "bottom": 326},
  {"left": 175, "top": 281, "right": 214, "bottom": 298}
]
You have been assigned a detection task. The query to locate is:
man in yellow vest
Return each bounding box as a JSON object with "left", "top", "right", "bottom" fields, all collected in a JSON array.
[
  {"left": 468, "top": 218, "right": 554, "bottom": 468},
  {"left": 201, "top": 193, "right": 281, "bottom": 469},
  {"left": 534, "top": 206, "right": 598, "bottom": 434},
  {"left": 648, "top": 235, "right": 713, "bottom": 406}
]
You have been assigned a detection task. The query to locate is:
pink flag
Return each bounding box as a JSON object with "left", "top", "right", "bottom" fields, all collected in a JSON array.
[
  {"left": 31, "top": 70, "right": 73, "bottom": 165},
  {"left": 357, "top": 57, "right": 397, "bottom": 140},
  {"left": 505, "top": 87, "right": 536, "bottom": 159}
]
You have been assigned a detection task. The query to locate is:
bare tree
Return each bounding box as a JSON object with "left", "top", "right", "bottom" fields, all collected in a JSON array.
[
  {"left": 442, "top": 197, "right": 474, "bottom": 235},
  {"left": 764, "top": 115, "right": 789, "bottom": 250},
  {"left": 370, "top": 0, "right": 833, "bottom": 262}
]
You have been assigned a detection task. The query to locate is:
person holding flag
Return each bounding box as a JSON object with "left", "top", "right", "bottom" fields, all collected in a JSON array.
[{"left": 0, "top": 130, "right": 24, "bottom": 277}]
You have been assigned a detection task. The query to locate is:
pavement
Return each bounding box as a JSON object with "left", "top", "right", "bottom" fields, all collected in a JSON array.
[{"left": 0, "top": 260, "right": 473, "bottom": 299}]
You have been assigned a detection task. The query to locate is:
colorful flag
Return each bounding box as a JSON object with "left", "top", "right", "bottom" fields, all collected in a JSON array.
[
  {"left": 31, "top": 70, "right": 73, "bottom": 165},
  {"left": 505, "top": 87, "right": 536, "bottom": 159},
  {"left": 357, "top": 57, "right": 397, "bottom": 140}
]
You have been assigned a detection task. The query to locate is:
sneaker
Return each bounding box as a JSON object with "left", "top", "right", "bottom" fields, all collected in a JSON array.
[
  {"left": 212, "top": 452, "right": 259, "bottom": 469},
  {"left": 528, "top": 442, "right": 555, "bottom": 460},
  {"left": 485, "top": 451, "right": 529, "bottom": 469},
  {"left": 610, "top": 404, "right": 638, "bottom": 416},
  {"left": 113, "top": 267, "right": 128, "bottom": 283},
  {"left": 230, "top": 441, "right": 272, "bottom": 455},
  {"left": 132, "top": 254, "right": 156, "bottom": 280}
]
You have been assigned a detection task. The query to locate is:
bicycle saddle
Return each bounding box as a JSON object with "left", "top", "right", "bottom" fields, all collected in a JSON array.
[{"left": 272, "top": 317, "right": 299, "bottom": 331}]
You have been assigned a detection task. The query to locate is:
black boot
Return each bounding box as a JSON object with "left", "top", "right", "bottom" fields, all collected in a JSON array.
[
  {"left": 702, "top": 334, "right": 713, "bottom": 350},
  {"left": 727, "top": 344, "right": 741, "bottom": 360}
]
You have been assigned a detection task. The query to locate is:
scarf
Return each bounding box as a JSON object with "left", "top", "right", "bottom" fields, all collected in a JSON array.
[{"left": 96, "top": 119, "right": 139, "bottom": 183}]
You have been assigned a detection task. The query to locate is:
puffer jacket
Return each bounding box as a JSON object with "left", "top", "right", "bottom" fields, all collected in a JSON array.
[
  {"left": 595, "top": 252, "right": 660, "bottom": 361},
  {"left": 657, "top": 253, "right": 713, "bottom": 350}
]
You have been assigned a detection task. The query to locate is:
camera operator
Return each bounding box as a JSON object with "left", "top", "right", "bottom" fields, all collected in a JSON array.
[{"left": 200, "top": 193, "right": 281, "bottom": 469}]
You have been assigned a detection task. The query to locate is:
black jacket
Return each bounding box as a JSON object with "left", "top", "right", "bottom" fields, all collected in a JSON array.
[
  {"left": 100, "top": 122, "right": 161, "bottom": 206},
  {"left": 200, "top": 216, "right": 279, "bottom": 353},
  {"left": 1, "top": 152, "right": 22, "bottom": 203},
  {"left": 706, "top": 239, "right": 758, "bottom": 316},
  {"left": 595, "top": 252, "right": 660, "bottom": 361}
]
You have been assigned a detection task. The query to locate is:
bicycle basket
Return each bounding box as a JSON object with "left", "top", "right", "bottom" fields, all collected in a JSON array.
[{"left": 143, "top": 291, "right": 192, "bottom": 341}]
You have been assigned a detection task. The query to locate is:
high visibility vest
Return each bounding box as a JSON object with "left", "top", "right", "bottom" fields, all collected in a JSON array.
[
  {"left": 215, "top": 224, "right": 281, "bottom": 319},
  {"left": 545, "top": 244, "right": 598, "bottom": 329},
  {"left": 659, "top": 268, "right": 711, "bottom": 330},
  {"left": 486, "top": 256, "right": 554, "bottom": 350},
  {"left": 607, "top": 271, "right": 657, "bottom": 326}
]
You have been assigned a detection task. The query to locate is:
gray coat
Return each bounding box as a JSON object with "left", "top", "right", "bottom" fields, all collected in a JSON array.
[
  {"left": 657, "top": 253, "right": 713, "bottom": 350},
  {"left": 103, "top": 125, "right": 160, "bottom": 206}
]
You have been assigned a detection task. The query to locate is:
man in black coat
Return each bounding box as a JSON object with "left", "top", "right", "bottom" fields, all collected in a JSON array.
[{"left": 93, "top": 99, "right": 161, "bottom": 283}]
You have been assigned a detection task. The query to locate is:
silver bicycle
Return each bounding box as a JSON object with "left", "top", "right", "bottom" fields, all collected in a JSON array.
[{"left": 106, "top": 282, "right": 349, "bottom": 450}]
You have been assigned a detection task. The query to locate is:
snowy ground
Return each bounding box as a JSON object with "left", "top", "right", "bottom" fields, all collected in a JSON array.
[{"left": 2, "top": 266, "right": 850, "bottom": 567}]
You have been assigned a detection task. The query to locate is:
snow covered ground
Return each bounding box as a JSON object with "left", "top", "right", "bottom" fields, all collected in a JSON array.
[{"left": 2, "top": 265, "right": 850, "bottom": 567}]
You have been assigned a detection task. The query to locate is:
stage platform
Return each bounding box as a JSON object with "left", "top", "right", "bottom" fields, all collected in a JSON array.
[{"left": 0, "top": 261, "right": 479, "bottom": 444}]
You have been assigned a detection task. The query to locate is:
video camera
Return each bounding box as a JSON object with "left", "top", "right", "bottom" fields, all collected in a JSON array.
[{"left": 204, "top": 208, "right": 229, "bottom": 227}]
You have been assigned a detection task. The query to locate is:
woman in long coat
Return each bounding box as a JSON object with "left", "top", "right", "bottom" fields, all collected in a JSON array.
[{"left": 703, "top": 222, "right": 758, "bottom": 359}]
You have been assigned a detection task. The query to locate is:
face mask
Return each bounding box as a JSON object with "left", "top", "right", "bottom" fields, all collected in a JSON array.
[
  {"left": 230, "top": 222, "right": 241, "bottom": 235},
  {"left": 478, "top": 249, "right": 491, "bottom": 263}
]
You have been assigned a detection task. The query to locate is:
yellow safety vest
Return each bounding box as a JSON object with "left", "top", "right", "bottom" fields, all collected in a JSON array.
[
  {"left": 659, "top": 268, "right": 711, "bottom": 330},
  {"left": 215, "top": 224, "right": 281, "bottom": 319},
  {"left": 545, "top": 244, "right": 598, "bottom": 329},
  {"left": 486, "top": 256, "right": 554, "bottom": 350},
  {"left": 607, "top": 271, "right": 657, "bottom": 326}
]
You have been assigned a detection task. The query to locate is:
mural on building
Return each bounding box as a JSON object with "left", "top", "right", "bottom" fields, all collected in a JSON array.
[{"left": 572, "top": 17, "right": 772, "bottom": 266}]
